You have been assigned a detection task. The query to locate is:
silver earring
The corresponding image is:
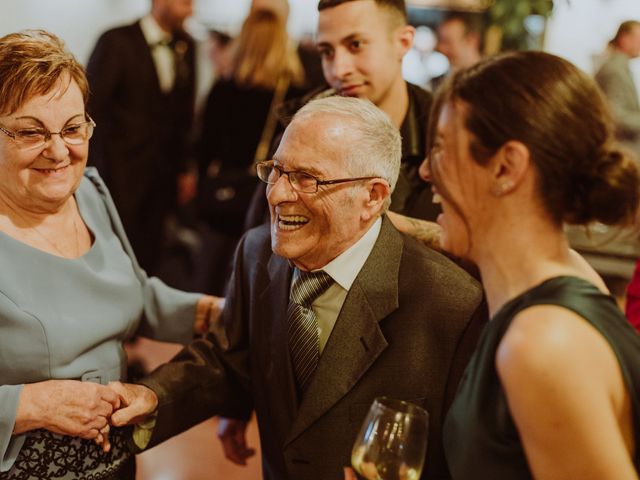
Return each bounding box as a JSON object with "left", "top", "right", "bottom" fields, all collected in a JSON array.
[{"left": 492, "top": 181, "right": 513, "bottom": 196}]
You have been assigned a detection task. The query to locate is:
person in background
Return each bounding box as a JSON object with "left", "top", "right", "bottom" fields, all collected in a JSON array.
[
  {"left": 245, "top": 0, "right": 441, "bottom": 236},
  {"left": 595, "top": 20, "right": 640, "bottom": 163},
  {"left": 195, "top": 8, "right": 307, "bottom": 295},
  {"left": 429, "top": 51, "right": 639, "bottom": 478},
  {"left": 206, "top": 30, "right": 234, "bottom": 81},
  {"left": 108, "top": 96, "right": 487, "bottom": 480},
  {"left": 86, "top": 0, "right": 196, "bottom": 276},
  {"left": 249, "top": 0, "right": 326, "bottom": 90},
  {"left": 429, "top": 12, "right": 483, "bottom": 93},
  {"left": 0, "top": 30, "right": 221, "bottom": 480}
]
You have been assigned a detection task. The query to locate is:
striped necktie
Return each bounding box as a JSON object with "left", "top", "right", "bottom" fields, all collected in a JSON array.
[{"left": 287, "top": 269, "right": 333, "bottom": 393}]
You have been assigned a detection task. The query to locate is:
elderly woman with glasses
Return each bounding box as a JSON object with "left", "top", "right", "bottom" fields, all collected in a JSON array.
[{"left": 0, "top": 30, "right": 222, "bottom": 480}]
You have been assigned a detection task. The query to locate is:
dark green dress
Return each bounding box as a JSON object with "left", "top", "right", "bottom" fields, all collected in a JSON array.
[{"left": 444, "top": 276, "right": 640, "bottom": 479}]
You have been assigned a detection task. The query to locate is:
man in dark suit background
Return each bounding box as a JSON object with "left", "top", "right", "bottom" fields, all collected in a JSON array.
[
  {"left": 109, "top": 96, "right": 486, "bottom": 480},
  {"left": 86, "top": 0, "right": 196, "bottom": 275}
]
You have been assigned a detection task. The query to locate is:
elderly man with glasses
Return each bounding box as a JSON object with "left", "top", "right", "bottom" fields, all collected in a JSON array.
[{"left": 109, "top": 96, "right": 486, "bottom": 480}]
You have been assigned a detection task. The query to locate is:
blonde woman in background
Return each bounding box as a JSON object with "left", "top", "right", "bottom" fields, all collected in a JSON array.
[{"left": 195, "top": 8, "right": 306, "bottom": 295}]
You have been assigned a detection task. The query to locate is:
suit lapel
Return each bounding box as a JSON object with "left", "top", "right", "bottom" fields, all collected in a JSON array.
[
  {"left": 285, "top": 216, "right": 403, "bottom": 445},
  {"left": 260, "top": 255, "right": 299, "bottom": 420}
]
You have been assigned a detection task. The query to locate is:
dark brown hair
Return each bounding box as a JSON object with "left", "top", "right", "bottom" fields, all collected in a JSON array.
[
  {"left": 441, "top": 11, "right": 483, "bottom": 37},
  {"left": 0, "top": 30, "right": 88, "bottom": 115},
  {"left": 317, "top": 0, "right": 407, "bottom": 23},
  {"left": 428, "top": 50, "right": 639, "bottom": 227}
]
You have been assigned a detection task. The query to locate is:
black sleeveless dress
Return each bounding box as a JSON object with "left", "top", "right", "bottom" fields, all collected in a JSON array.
[{"left": 444, "top": 276, "right": 640, "bottom": 479}]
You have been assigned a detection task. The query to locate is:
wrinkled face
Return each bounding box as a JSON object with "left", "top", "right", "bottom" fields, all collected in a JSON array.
[
  {"left": 0, "top": 78, "right": 88, "bottom": 213},
  {"left": 267, "top": 115, "right": 369, "bottom": 271},
  {"left": 430, "top": 102, "right": 489, "bottom": 258},
  {"left": 436, "top": 19, "right": 470, "bottom": 70},
  {"left": 317, "top": 0, "right": 406, "bottom": 106}
]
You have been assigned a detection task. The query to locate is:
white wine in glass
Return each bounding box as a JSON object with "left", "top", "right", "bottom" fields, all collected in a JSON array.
[{"left": 351, "top": 397, "right": 429, "bottom": 480}]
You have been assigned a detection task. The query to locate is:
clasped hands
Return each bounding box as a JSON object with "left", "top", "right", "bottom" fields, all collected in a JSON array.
[
  {"left": 93, "top": 381, "right": 160, "bottom": 451},
  {"left": 21, "top": 294, "right": 225, "bottom": 452},
  {"left": 14, "top": 379, "right": 158, "bottom": 453},
  {"left": 93, "top": 295, "right": 225, "bottom": 449},
  {"left": 35, "top": 380, "right": 161, "bottom": 453},
  {"left": 95, "top": 294, "right": 225, "bottom": 448}
]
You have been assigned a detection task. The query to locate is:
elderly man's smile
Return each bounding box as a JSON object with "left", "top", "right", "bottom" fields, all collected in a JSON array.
[{"left": 277, "top": 213, "right": 309, "bottom": 231}]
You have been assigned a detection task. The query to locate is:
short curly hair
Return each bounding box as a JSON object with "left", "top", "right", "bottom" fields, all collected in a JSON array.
[{"left": 0, "top": 30, "right": 88, "bottom": 115}]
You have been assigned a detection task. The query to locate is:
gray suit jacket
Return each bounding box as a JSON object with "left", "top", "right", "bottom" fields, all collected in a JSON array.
[
  {"left": 140, "top": 216, "right": 486, "bottom": 479},
  {"left": 596, "top": 50, "right": 640, "bottom": 159}
]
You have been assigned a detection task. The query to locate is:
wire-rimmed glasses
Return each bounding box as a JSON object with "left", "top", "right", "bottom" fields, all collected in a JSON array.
[
  {"left": 256, "top": 160, "right": 382, "bottom": 194},
  {"left": 0, "top": 115, "right": 96, "bottom": 149}
]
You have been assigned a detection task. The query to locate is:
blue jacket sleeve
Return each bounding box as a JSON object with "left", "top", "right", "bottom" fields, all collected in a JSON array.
[{"left": 0, "top": 385, "right": 24, "bottom": 473}]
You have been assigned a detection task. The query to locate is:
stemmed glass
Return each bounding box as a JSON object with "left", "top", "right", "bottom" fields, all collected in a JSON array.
[{"left": 351, "top": 397, "right": 429, "bottom": 480}]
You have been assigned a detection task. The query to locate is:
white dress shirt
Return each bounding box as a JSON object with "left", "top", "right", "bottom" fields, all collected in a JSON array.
[
  {"left": 297, "top": 217, "right": 382, "bottom": 353},
  {"left": 140, "top": 15, "right": 175, "bottom": 93}
]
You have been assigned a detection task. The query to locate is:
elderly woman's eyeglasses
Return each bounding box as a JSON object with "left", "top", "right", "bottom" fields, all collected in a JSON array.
[
  {"left": 256, "top": 160, "right": 382, "bottom": 194},
  {"left": 0, "top": 116, "right": 96, "bottom": 150}
]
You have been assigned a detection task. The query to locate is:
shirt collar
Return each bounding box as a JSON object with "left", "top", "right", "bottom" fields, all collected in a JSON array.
[
  {"left": 140, "top": 14, "right": 171, "bottom": 46},
  {"left": 320, "top": 217, "right": 382, "bottom": 291}
]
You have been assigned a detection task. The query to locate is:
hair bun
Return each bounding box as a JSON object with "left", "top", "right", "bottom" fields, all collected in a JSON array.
[{"left": 564, "top": 147, "right": 640, "bottom": 225}]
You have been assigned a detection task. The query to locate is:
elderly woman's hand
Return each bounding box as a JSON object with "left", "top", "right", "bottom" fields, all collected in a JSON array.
[
  {"left": 13, "top": 380, "right": 121, "bottom": 442},
  {"left": 194, "top": 295, "right": 226, "bottom": 335}
]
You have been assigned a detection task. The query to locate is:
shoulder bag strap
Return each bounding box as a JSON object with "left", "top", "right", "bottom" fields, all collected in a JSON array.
[{"left": 253, "top": 75, "right": 291, "bottom": 164}]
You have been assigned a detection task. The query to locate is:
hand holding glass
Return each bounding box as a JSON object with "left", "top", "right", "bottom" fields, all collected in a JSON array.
[{"left": 351, "top": 397, "right": 429, "bottom": 480}]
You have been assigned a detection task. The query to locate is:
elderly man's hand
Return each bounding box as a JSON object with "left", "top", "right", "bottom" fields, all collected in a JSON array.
[
  {"left": 108, "top": 382, "right": 158, "bottom": 426},
  {"left": 217, "top": 417, "right": 256, "bottom": 465}
]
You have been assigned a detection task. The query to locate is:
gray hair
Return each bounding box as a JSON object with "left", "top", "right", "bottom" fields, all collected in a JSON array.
[{"left": 292, "top": 96, "right": 402, "bottom": 211}]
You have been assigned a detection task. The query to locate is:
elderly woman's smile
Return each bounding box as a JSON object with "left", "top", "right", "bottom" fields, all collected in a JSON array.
[{"left": 0, "top": 77, "right": 87, "bottom": 212}]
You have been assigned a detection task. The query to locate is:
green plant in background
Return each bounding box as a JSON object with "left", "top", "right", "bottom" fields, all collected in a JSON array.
[{"left": 484, "top": 0, "right": 555, "bottom": 52}]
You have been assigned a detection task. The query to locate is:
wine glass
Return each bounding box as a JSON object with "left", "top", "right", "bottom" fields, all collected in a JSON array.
[{"left": 351, "top": 397, "right": 429, "bottom": 480}]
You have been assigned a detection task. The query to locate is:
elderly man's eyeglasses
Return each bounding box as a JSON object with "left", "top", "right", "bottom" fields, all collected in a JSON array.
[
  {"left": 256, "top": 160, "right": 381, "bottom": 194},
  {"left": 0, "top": 116, "right": 96, "bottom": 150}
]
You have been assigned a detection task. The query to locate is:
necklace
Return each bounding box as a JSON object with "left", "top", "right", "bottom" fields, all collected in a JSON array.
[
  {"left": 30, "top": 214, "right": 80, "bottom": 258},
  {"left": 5, "top": 203, "right": 81, "bottom": 258}
]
